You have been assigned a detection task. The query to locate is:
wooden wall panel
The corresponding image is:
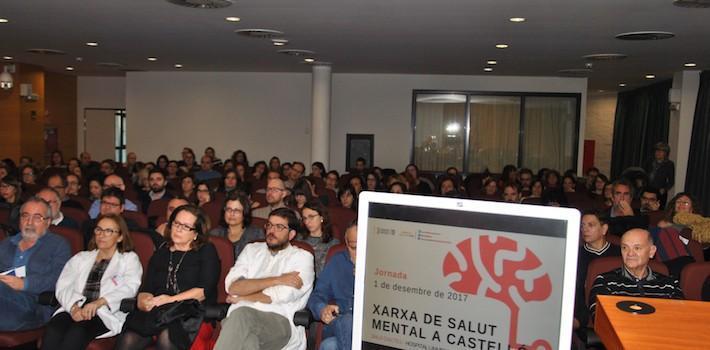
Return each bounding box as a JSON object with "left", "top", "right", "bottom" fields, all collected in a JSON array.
[
  {"left": 45, "top": 72, "right": 78, "bottom": 161},
  {"left": 0, "top": 70, "right": 21, "bottom": 161},
  {"left": 19, "top": 64, "right": 45, "bottom": 165}
]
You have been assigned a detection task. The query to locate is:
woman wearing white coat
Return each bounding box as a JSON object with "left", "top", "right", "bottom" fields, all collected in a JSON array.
[{"left": 41, "top": 213, "right": 143, "bottom": 350}]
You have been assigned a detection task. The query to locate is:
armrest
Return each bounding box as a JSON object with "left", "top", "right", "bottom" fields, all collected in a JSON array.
[
  {"left": 120, "top": 298, "right": 137, "bottom": 313},
  {"left": 293, "top": 308, "right": 314, "bottom": 328},
  {"left": 37, "top": 291, "right": 58, "bottom": 306},
  {"left": 585, "top": 327, "right": 602, "bottom": 348},
  {"left": 204, "top": 303, "right": 230, "bottom": 320}
]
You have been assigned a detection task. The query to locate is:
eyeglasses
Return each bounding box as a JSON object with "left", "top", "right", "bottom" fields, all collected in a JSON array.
[
  {"left": 172, "top": 221, "right": 196, "bottom": 232},
  {"left": 302, "top": 214, "right": 320, "bottom": 222},
  {"left": 266, "top": 187, "right": 286, "bottom": 193},
  {"left": 94, "top": 226, "right": 120, "bottom": 236},
  {"left": 677, "top": 201, "right": 692, "bottom": 206},
  {"left": 101, "top": 200, "right": 121, "bottom": 208},
  {"left": 20, "top": 213, "right": 48, "bottom": 223},
  {"left": 225, "top": 207, "right": 243, "bottom": 215},
  {"left": 264, "top": 222, "right": 289, "bottom": 232}
]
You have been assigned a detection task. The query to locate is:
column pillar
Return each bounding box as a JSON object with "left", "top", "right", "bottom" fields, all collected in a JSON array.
[{"left": 311, "top": 64, "right": 332, "bottom": 169}]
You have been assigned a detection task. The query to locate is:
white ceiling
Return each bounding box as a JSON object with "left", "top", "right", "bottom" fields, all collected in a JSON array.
[{"left": 1, "top": 0, "right": 708, "bottom": 90}]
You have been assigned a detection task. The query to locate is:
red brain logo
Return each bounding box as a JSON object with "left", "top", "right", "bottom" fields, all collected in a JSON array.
[{"left": 443, "top": 235, "right": 552, "bottom": 350}]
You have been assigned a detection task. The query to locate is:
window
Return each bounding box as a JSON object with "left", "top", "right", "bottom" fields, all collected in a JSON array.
[
  {"left": 115, "top": 109, "right": 127, "bottom": 162},
  {"left": 412, "top": 91, "right": 580, "bottom": 173}
]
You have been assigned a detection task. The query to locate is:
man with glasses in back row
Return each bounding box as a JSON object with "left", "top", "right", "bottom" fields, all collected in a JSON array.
[
  {"left": 0, "top": 197, "right": 71, "bottom": 331},
  {"left": 214, "top": 208, "right": 314, "bottom": 350},
  {"left": 253, "top": 178, "right": 291, "bottom": 220}
]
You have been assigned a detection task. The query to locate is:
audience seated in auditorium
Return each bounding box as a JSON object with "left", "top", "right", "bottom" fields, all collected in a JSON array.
[
  {"left": 66, "top": 173, "right": 82, "bottom": 197},
  {"left": 311, "top": 162, "right": 326, "bottom": 179},
  {"left": 574, "top": 211, "right": 620, "bottom": 329},
  {"left": 209, "top": 191, "right": 264, "bottom": 259},
  {"left": 639, "top": 186, "right": 661, "bottom": 213},
  {"left": 502, "top": 184, "right": 520, "bottom": 203},
  {"left": 204, "top": 147, "right": 223, "bottom": 169},
  {"left": 404, "top": 164, "right": 432, "bottom": 194},
  {"left": 36, "top": 187, "right": 79, "bottom": 230},
  {"left": 301, "top": 201, "right": 340, "bottom": 277},
  {"left": 252, "top": 160, "right": 268, "bottom": 181},
  {"left": 46, "top": 173, "right": 85, "bottom": 210},
  {"left": 658, "top": 192, "right": 700, "bottom": 230},
  {"left": 194, "top": 155, "right": 222, "bottom": 182},
  {"left": 269, "top": 156, "right": 281, "bottom": 173},
  {"left": 253, "top": 178, "right": 291, "bottom": 219},
  {"left": 517, "top": 168, "right": 534, "bottom": 197},
  {"left": 79, "top": 152, "right": 100, "bottom": 179},
  {"left": 214, "top": 208, "right": 314, "bottom": 350},
  {"left": 0, "top": 175, "right": 23, "bottom": 232},
  {"left": 140, "top": 169, "right": 173, "bottom": 213},
  {"left": 338, "top": 185, "right": 358, "bottom": 211},
  {"left": 308, "top": 220, "right": 357, "bottom": 350},
  {"left": 82, "top": 188, "right": 141, "bottom": 247},
  {"left": 178, "top": 147, "right": 200, "bottom": 174},
  {"left": 388, "top": 181, "right": 407, "bottom": 194},
  {"left": 286, "top": 161, "right": 306, "bottom": 189},
  {"left": 0, "top": 198, "right": 71, "bottom": 331},
  {"left": 195, "top": 181, "right": 215, "bottom": 208},
  {"left": 116, "top": 204, "right": 219, "bottom": 350},
  {"left": 89, "top": 175, "right": 138, "bottom": 218},
  {"left": 325, "top": 171, "right": 340, "bottom": 192},
  {"left": 605, "top": 179, "right": 648, "bottom": 236},
  {"left": 41, "top": 214, "right": 142, "bottom": 350},
  {"left": 588, "top": 228, "right": 683, "bottom": 319},
  {"left": 155, "top": 197, "right": 190, "bottom": 237}
]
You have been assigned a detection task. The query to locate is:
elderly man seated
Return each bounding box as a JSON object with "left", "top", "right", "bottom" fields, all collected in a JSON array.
[
  {"left": 0, "top": 197, "right": 72, "bottom": 330},
  {"left": 588, "top": 228, "right": 683, "bottom": 318}
]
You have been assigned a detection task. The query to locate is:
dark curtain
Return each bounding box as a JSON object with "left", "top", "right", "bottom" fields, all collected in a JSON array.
[
  {"left": 610, "top": 80, "right": 672, "bottom": 179},
  {"left": 686, "top": 71, "right": 710, "bottom": 215}
]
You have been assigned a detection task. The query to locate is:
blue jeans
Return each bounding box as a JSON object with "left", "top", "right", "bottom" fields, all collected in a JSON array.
[
  {"left": 320, "top": 313, "right": 353, "bottom": 350},
  {"left": 0, "top": 282, "right": 44, "bottom": 331}
]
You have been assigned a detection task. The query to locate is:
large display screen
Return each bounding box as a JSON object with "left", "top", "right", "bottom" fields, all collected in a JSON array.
[{"left": 353, "top": 192, "right": 580, "bottom": 350}]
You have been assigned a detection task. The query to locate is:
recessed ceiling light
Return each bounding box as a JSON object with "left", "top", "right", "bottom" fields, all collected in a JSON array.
[
  {"left": 225, "top": 16, "right": 241, "bottom": 22},
  {"left": 619, "top": 83, "right": 627, "bottom": 87},
  {"left": 495, "top": 44, "right": 509, "bottom": 49},
  {"left": 684, "top": 62, "right": 697, "bottom": 67},
  {"left": 174, "top": 64, "right": 183, "bottom": 68},
  {"left": 486, "top": 60, "right": 497, "bottom": 65},
  {"left": 304, "top": 58, "right": 315, "bottom": 63},
  {"left": 86, "top": 42, "right": 99, "bottom": 47},
  {"left": 272, "top": 39, "right": 289, "bottom": 46},
  {"left": 509, "top": 17, "right": 526, "bottom": 22},
  {"left": 0, "top": 18, "right": 8, "bottom": 23},
  {"left": 2, "top": 56, "right": 12, "bottom": 60},
  {"left": 645, "top": 74, "right": 656, "bottom": 79},
  {"left": 65, "top": 66, "right": 74, "bottom": 71},
  {"left": 484, "top": 67, "right": 493, "bottom": 72},
  {"left": 147, "top": 57, "right": 158, "bottom": 61}
]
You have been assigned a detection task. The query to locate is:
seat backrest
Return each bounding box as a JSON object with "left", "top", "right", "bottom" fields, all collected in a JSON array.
[
  {"left": 250, "top": 193, "right": 267, "bottom": 209},
  {"left": 50, "top": 225, "right": 84, "bottom": 254},
  {"left": 61, "top": 206, "right": 90, "bottom": 227},
  {"left": 325, "top": 243, "right": 347, "bottom": 263},
  {"left": 129, "top": 231, "right": 155, "bottom": 277},
  {"left": 122, "top": 211, "right": 148, "bottom": 229},
  {"left": 291, "top": 240, "right": 315, "bottom": 255},
  {"left": 0, "top": 207, "right": 9, "bottom": 225},
  {"left": 68, "top": 195, "right": 92, "bottom": 211},
  {"left": 209, "top": 236, "right": 235, "bottom": 304},
  {"left": 646, "top": 210, "right": 666, "bottom": 228},
  {"left": 687, "top": 238, "right": 705, "bottom": 263},
  {"left": 249, "top": 179, "right": 267, "bottom": 195},
  {"left": 201, "top": 201, "right": 223, "bottom": 231},
  {"left": 680, "top": 261, "right": 710, "bottom": 301},
  {"left": 251, "top": 217, "right": 268, "bottom": 232},
  {"left": 147, "top": 198, "right": 171, "bottom": 220},
  {"left": 328, "top": 206, "right": 356, "bottom": 242}
]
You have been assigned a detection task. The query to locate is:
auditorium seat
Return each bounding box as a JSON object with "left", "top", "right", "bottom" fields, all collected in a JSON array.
[
  {"left": 646, "top": 210, "right": 666, "bottom": 228},
  {"left": 687, "top": 238, "right": 705, "bottom": 263},
  {"left": 201, "top": 201, "right": 223, "bottom": 231},
  {"left": 328, "top": 207, "right": 356, "bottom": 242},
  {"left": 251, "top": 217, "right": 267, "bottom": 232},
  {"left": 68, "top": 195, "right": 92, "bottom": 211},
  {"left": 0, "top": 328, "right": 45, "bottom": 349},
  {"left": 680, "top": 262, "right": 710, "bottom": 301},
  {"left": 129, "top": 231, "right": 156, "bottom": 278},
  {"left": 250, "top": 193, "right": 267, "bottom": 209},
  {"left": 249, "top": 179, "right": 266, "bottom": 195},
  {"left": 320, "top": 188, "right": 338, "bottom": 208},
  {"left": 146, "top": 198, "right": 170, "bottom": 222},
  {"left": 50, "top": 225, "right": 84, "bottom": 254},
  {"left": 122, "top": 210, "right": 148, "bottom": 229},
  {"left": 61, "top": 206, "right": 89, "bottom": 227},
  {"left": 0, "top": 207, "right": 9, "bottom": 225},
  {"left": 209, "top": 236, "right": 235, "bottom": 304}
]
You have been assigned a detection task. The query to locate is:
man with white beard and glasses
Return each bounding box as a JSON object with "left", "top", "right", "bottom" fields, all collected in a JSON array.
[
  {"left": 214, "top": 208, "right": 314, "bottom": 350},
  {"left": 0, "top": 197, "right": 71, "bottom": 330}
]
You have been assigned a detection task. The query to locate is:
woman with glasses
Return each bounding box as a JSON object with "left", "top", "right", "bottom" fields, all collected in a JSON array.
[
  {"left": 300, "top": 201, "right": 339, "bottom": 276},
  {"left": 116, "top": 204, "right": 219, "bottom": 350},
  {"left": 209, "top": 192, "right": 264, "bottom": 259},
  {"left": 195, "top": 181, "right": 213, "bottom": 208},
  {"left": 41, "top": 214, "right": 142, "bottom": 350}
]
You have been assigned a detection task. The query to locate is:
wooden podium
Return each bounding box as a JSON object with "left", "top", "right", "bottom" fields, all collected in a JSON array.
[{"left": 594, "top": 295, "right": 710, "bottom": 349}]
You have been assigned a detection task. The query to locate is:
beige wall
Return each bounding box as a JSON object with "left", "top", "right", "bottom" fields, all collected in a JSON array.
[
  {"left": 584, "top": 93, "right": 617, "bottom": 176},
  {"left": 77, "top": 76, "right": 126, "bottom": 157}
]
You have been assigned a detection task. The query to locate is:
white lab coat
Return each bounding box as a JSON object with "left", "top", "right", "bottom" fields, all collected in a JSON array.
[{"left": 54, "top": 249, "right": 142, "bottom": 338}]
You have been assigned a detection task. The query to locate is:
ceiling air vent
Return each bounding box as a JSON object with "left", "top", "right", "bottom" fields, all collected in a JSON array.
[
  {"left": 235, "top": 29, "right": 284, "bottom": 39},
  {"left": 166, "top": 0, "right": 232, "bottom": 9},
  {"left": 277, "top": 49, "right": 315, "bottom": 57},
  {"left": 615, "top": 31, "right": 675, "bottom": 40},
  {"left": 26, "top": 48, "right": 66, "bottom": 55},
  {"left": 583, "top": 53, "right": 628, "bottom": 61},
  {"left": 673, "top": 0, "right": 710, "bottom": 8},
  {"left": 557, "top": 68, "right": 593, "bottom": 77}
]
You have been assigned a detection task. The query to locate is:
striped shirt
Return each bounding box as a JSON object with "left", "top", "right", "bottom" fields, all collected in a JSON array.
[{"left": 589, "top": 266, "right": 683, "bottom": 317}]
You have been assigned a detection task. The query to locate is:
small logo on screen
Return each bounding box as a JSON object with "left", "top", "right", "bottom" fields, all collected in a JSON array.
[{"left": 443, "top": 236, "right": 553, "bottom": 350}]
